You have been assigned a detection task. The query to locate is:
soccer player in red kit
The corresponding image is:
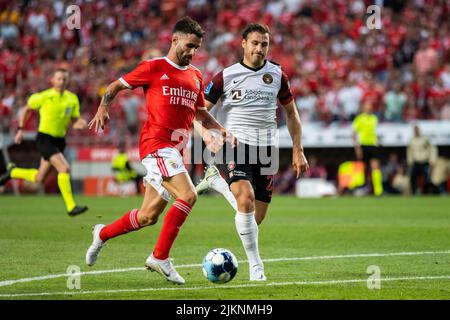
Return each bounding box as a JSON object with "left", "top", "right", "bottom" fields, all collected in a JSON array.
[{"left": 86, "top": 17, "right": 236, "bottom": 284}]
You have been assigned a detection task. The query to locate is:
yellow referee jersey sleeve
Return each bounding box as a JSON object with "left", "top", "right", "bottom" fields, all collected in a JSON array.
[{"left": 27, "top": 91, "right": 45, "bottom": 110}]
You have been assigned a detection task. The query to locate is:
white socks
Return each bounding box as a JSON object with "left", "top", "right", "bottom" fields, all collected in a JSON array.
[
  {"left": 235, "top": 211, "right": 263, "bottom": 268},
  {"left": 210, "top": 175, "right": 238, "bottom": 211}
]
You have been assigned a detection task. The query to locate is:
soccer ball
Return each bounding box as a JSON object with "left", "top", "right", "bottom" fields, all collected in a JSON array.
[{"left": 202, "top": 248, "right": 238, "bottom": 284}]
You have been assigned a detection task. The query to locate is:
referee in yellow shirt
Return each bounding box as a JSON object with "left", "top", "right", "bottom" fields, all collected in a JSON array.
[
  {"left": 0, "top": 68, "right": 88, "bottom": 216},
  {"left": 352, "top": 101, "right": 383, "bottom": 196}
]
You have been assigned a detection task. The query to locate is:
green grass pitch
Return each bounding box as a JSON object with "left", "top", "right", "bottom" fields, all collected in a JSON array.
[{"left": 0, "top": 195, "right": 449, "bottom": 300}]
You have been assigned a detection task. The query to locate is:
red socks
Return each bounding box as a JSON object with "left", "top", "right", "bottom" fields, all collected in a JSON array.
[
  {"left": 153, "top": 199, "right": 192, "bottom": 260},
  {"left": 98, "top": 200, "right": 192, "bottom": 260},
  {"left": 99, "top": 209, "right": 141, "bottom": 241}
]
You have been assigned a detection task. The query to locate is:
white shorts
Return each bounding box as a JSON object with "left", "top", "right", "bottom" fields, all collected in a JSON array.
[{"left": 141, "top": 147, "right": 187, "bottom": 202}]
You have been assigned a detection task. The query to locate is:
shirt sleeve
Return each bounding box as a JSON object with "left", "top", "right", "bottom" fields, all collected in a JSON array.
[
  {"left": 277, "top": 70, "right": 294, "bottom": 105},
  {"left": 71, "top": 94, "right": 80, "bottom": 118},
  {"left": 196, "top": 72, "right": 206, "bottom": 111},
  {"left": 27, "top": 92, "right": 45, "bottom": 110},
  {"left": 204, "top": 71, "right": 224, "bottom": 104},
  {"left": 119, "top": 61, "right": 152, "bottom": 89}
]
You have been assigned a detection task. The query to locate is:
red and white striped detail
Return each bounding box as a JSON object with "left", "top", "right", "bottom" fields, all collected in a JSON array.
[
  {"left": 151, "top": 152, "right": 169, "bottom": 177},
  {"left": 174, "top": 200, "right": 192, "bottom": 216},
  {"left": 129, "top": 209, "right": 140, "bottom": 230}
]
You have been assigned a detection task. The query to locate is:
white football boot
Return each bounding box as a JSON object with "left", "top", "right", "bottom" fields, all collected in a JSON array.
[
  {"left": 145, "top": 254, "right": 185, "bottom": 284},
  {"left": 85, "top": 224, "right": 106, "bottom": 266},
  {"left": 196, "top": 165, "right": 238, "bottom": 210},
  {"left": 249, "top": 264, "right": 267, "bottom": 281},
  {"left": 195, "top": 165, "right": 221, "bottom": 194}
]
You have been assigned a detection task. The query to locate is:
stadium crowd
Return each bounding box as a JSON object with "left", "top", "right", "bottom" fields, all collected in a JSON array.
[
  {"left": 1, "top": 0, "right": 449, "bottom": 195},
  {"left": 1, "top": 0, "right": 449, "bottom": 143}
]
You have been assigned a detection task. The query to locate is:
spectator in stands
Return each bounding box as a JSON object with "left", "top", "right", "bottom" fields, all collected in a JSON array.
[
  {"left": 273, "top": 168, "right": 297, "bottom": 195},
  {"left": 430, "top": 156, "right": 450, "bottom": 194},
  {"left": 296, "top": 85, "right": 318, "bottom": 122},
  {"left": 383, "top": 82, "right": 407, "bottom": 122},
  {"left": 121, "top": 91, "right": 142, "bottom": 135},
  {"left": 305, "top": 155, "right": 327, "bottom": 179},
  {"left": 382, "top": 152, "right": 401, "bottom": 194},
  {"left": 414, "top": 39, "right": 439, "bottom": 76},
  {"left": 407, "top": 124, "right": 436, "bottom": 194},
  {"left": 338, "top": 77, "right": 363, "bottom": 121},
  {"left": 392, "top": 164, "right": 410, "bottom": 195},
  {"left": 0, "top": 0, "right": 448, "bottom": 138}
]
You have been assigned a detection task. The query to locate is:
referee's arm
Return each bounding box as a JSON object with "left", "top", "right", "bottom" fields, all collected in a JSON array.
[{"left": 14, "top": 104, "right": 33, "bottom": 144}]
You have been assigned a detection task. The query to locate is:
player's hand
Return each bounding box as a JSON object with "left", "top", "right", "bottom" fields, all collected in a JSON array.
[
  {"left": 293, "top": 148, "right": 309, "bottom": 178},
  {"left": 88, "top": 106, "right": 110, "bottom": 132},
  {"left": 14, "top": 130, "right": 23, "bottom": 144},
  {"left": 222, "top": 129, "right": 238, "bottom": 148},
  {"left": 72, "top": 118, "right": 88, "bottom": 130},
  {"left": 203, "top": 129, "right": 224, "bottom": 153}
]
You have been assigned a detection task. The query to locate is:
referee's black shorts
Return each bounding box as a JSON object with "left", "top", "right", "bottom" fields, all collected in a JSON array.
[
  {"left": 36, "top": 132, "right": 66, "bottom": 160},
  {"left": 361, "top": 145, "right": 380, "bottom": 165}
]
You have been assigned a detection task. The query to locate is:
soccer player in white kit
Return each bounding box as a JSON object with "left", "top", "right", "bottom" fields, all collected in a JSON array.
[{"left": 195, "top": 24, "right": 309, "bottom": 281}]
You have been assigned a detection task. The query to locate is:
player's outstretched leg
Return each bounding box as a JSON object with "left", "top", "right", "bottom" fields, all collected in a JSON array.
[
  {"left": 85, "top": 208, "right": 141, "bottom": 266},
  {"left": 196, "top": 165, "right": 237, "bottom": 210},
  {"left": 145, "top": 197, "right": 192, "bottom": 284},
  {"left": 85, "top": 224, "right": 106, "bottom": 266},
  {"left": 0, "top": 163, "right": 38, "bottom": 186},
  {"left": 145, "top": 172, "right": 197, "bottom": 284}
]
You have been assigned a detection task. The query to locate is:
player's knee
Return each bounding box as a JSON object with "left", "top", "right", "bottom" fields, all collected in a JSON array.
[
  {"left": 235, "top": 191, "right": 255, "bottom": 212},
  {"left": 57, "top": 166, "right": 70, "bottom": 174},
  {"left": 370, "top": 159, "right": 380, "bottom": 170},
  {"left": 179, "top": 190, "right": 197, "bottom": 206}
]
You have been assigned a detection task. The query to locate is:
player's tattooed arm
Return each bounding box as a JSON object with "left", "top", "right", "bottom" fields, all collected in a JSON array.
[
  {"left": 100, "top": 80, "right": 127, "bottom": 107},
  {"left": 89, "top": 80, "right": 127, "bottom": 132}
]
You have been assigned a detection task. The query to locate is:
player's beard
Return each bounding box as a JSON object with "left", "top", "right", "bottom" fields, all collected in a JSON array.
[
  {"left": 252, "top": 52, "right": 265, "bottom": 66},
  {"left": 177, "top": 49, "right": 192, "bottom": 66}
]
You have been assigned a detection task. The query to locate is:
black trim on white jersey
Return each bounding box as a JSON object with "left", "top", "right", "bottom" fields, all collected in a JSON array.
[
  {"left": 239, "top": 59, "right": 267, "bottom": 72},
  {"left": 269, "top": 60, "right": 280, "bottom": 66}
]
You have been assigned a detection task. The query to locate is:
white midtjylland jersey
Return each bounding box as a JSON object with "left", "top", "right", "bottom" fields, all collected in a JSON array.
[{"left": 205, "top": 60, "right": 293, "bottom": 146}]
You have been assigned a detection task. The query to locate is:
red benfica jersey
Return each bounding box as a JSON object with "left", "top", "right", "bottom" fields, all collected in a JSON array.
[{"left": 119, "top": 57, "right": 206, "bottom": 159}]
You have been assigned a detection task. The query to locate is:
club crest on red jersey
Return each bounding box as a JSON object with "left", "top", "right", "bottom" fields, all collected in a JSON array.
[{"left": 194, "top": 77, "right": 200, "bottom": 90}]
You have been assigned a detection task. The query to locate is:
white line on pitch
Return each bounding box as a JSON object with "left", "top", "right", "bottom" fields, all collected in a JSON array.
[
  {"left": 0, "top": 250, "right": 449, "bottom": 288},
  {"left": 0, "top": 275, "right": 449, "bottom": 298}
]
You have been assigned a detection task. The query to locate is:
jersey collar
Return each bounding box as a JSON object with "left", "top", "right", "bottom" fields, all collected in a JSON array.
[
  {"left": 239, "top": 59, "right": 267, "bottom": 72},
  {"left": 164, "top": 57, "right": 188, "bottom": 70},
  {"left": 50, "top": 88, "right": 67, "bottom": 96}
]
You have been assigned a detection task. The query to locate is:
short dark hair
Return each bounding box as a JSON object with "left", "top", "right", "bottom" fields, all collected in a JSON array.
[
  {"left": 173, "top": 16, "right": 205, "bottom": 38},
  {"left": 242, "top": 23, "right": 271, "bottom": 39}
]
